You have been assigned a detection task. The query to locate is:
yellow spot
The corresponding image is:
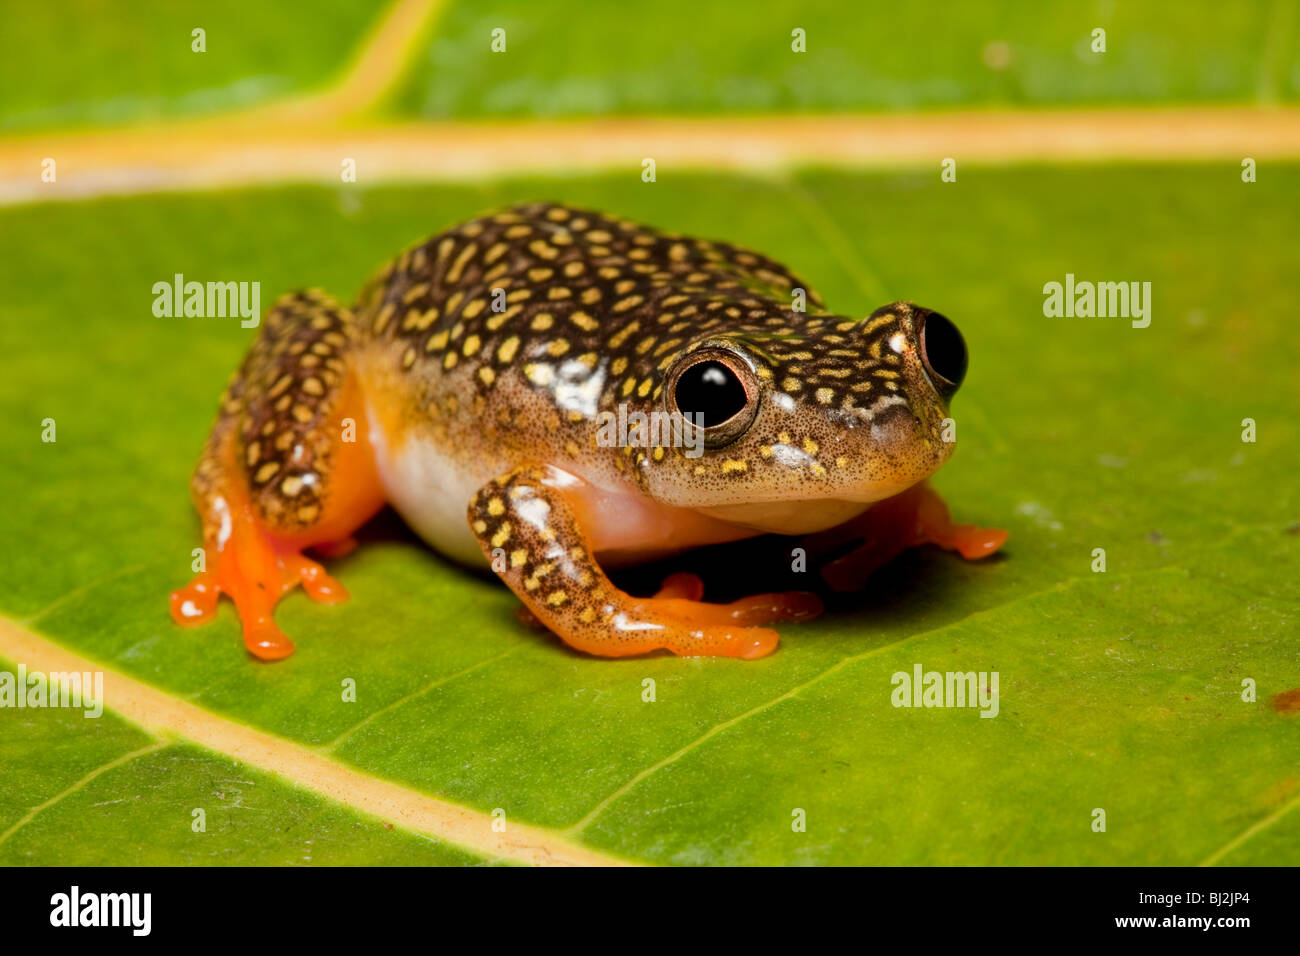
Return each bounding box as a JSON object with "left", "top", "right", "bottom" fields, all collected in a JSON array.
[
  {"left": 446, "top": 244, "right": 478, "bottom": 283},
  {"left": 280, "top": 475, "right": 304, "bottom": 497},
  {"left": 443, "top": 351, "right": 458, "bottom": 369},
  {"left": 255, "top": 462, "right": 280, "bottom": 483},
  {"left": 525, "top": 363, "right": 553, "bottom": 386},
  {"left": 510, "top": 549, "right": 528, "bottom": 568},
  {"left": 479, "top": 367, "right": 496, "bottom": 386},
  {"left": 402, "top": 283, "right": 429, "bottom": 304},
  {"left": 490, "top": 301, "right": 521, "bottom": 324},
  {"left": 472, "top": 519, "right": 487, "bottom": 534},
  {"left": 462, "top": 299, "right": 486, "bottom": 319},
  {"left": 722, "top": 459, "right": 748, "bottom": 474},
  {"left": 426, "top": 329, "right": 450, "bottom": 352},
  {"left": 609, "top": 321, "right": 640, "bottom": 348},
  {"left": 803, "top": 438, "right": 820, "bottom": 455},
  {"left": 547, "top": 339, "right": 571, "bottom": 357},
  {"left": 531, "top": 312, "right": 555, "bottom": 331},
  {"left": 491, "top": 523, "right": 512, "bottom": 548},
  {"left": 487, "top": 497, "right": 505, "bottom": 516},
  {"left": 546, "top": 590, "right": 570, "bottom": 607},
  {"left": 497, "top": 336, "right": 520, "bottom": 363},
  {"left": 462, "top": 334, "right": 482, "bottom": 357}
]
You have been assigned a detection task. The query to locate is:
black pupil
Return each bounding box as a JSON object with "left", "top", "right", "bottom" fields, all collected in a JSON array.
[
  {"left": 922, "top": 311, "right": 968, "bottom": 390},
  {"left": 674, "top": 360, "right": 748, "bottom": 427}
]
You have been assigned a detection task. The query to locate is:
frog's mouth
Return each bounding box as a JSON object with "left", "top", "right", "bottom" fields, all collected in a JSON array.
[{"left": 698, "top": 485, "right": 916, "bottom": 536}]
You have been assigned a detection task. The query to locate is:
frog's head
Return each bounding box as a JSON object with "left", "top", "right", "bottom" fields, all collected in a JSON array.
[{"left": 643, "top": 301, "right": 968, "bottom": 534}]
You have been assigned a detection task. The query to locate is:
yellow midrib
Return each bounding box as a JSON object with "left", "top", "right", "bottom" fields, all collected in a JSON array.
[{"left": 0, "top": 617, "right": 633, "bottom": 867}]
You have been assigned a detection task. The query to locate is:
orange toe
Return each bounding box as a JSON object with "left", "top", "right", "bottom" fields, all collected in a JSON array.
[
  {"left": 170, "top": 573, "right": 220, "bottom": 626},
  {"left": 655, "top": 571, "right": 705, "bottom": 601},
  {"left": 945, "top": 525, "right": 1008, "bottom": 560},
  {"left": 241, "top": 615, "right": 296, "bottom": 660},
  {"left": 286, "top": 554, "right": 350, "bottom": 604}
]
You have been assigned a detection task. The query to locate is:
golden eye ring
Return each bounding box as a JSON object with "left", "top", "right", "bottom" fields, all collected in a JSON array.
[{"left": 664, "top": 347, "right": 760, "bottom": 449}]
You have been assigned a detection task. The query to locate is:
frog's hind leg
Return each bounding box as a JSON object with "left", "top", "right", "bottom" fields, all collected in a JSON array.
[
  {"left": 170, "top": 290, "right": 385, "bottom": 660},
  {"left": 810, "top": 482, "right": 1007, "bottom": 593},
  {"left": 469, "top": 466, "right": 821, "bottom": 660}
]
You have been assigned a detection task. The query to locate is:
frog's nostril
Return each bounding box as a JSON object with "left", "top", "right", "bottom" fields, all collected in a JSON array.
[{"left": 919, "top": 310, "right": 967, "bottom": 398}]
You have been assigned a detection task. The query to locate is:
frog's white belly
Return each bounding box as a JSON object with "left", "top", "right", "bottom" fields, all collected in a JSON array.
[
  {"left": 367, "top": 422, "right": 496, "bottom": 566},
  {"left": 367, "top": 422, "right": 762, "bottom": 569}
]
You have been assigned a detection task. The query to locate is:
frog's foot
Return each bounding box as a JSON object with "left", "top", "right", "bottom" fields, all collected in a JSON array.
[
  {"left": 645, "top": 572, "right": 823, "bottom": 627},
  {"left": 813, "top": 481, "right": 1007, "bottom": 593},
  {"left": 171, "top": 290, "right": 384, "bottom": 660},
  {"left": 170, "top": 527, "right": 347, "bottom": 660},
  {"left": 470, "top": 467, "right": 818, "bottom": 659},
  {"left": 508, "top": 571, "right": 820, "bottom": 633}
]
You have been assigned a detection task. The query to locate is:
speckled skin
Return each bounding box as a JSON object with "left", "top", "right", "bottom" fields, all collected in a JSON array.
[
  {"left": 173, "top": 203, "right": 1006, "bottom": 660},
  {"left": 354, "top": 202, "right": 952, "bottom": 514}
]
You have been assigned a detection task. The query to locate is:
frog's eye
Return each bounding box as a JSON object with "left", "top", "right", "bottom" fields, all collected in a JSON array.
[
  {"left": 667, "top": 349, "right": 759, "bottom": 448},
  {"left": 918, "top": 310, "right": 967, "bottom": 398}
]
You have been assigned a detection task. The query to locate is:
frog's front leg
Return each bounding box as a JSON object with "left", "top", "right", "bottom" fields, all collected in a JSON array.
[
  {"left": 807, "top": 482, "right": 1007, "bottom": 593},
  {"left": 468, "top": 466, "right": 821, "bottom": 659},
  {"left": 170, "top": 291, "right": 385, "bottom": 660}
]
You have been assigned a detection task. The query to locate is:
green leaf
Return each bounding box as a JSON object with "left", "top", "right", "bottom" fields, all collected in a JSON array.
[
  {"left": 1, "top": 166, "right": 1297, "bottom": 865},
  {"left": 0, "top": 0, "right": 381, "bottom": 132},
  {"left": 393, "top": 0, "right": 1300, "bottom": 119}
]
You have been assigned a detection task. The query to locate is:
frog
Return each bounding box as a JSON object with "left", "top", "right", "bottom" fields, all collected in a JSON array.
[{"left": 170, "top": 202, "right": 1006, "bottom": 661}]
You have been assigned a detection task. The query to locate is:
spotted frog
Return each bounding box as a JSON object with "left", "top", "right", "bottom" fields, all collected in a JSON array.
[{"left": 170, "top": 203, "right": 1006, "bottom": 660}]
